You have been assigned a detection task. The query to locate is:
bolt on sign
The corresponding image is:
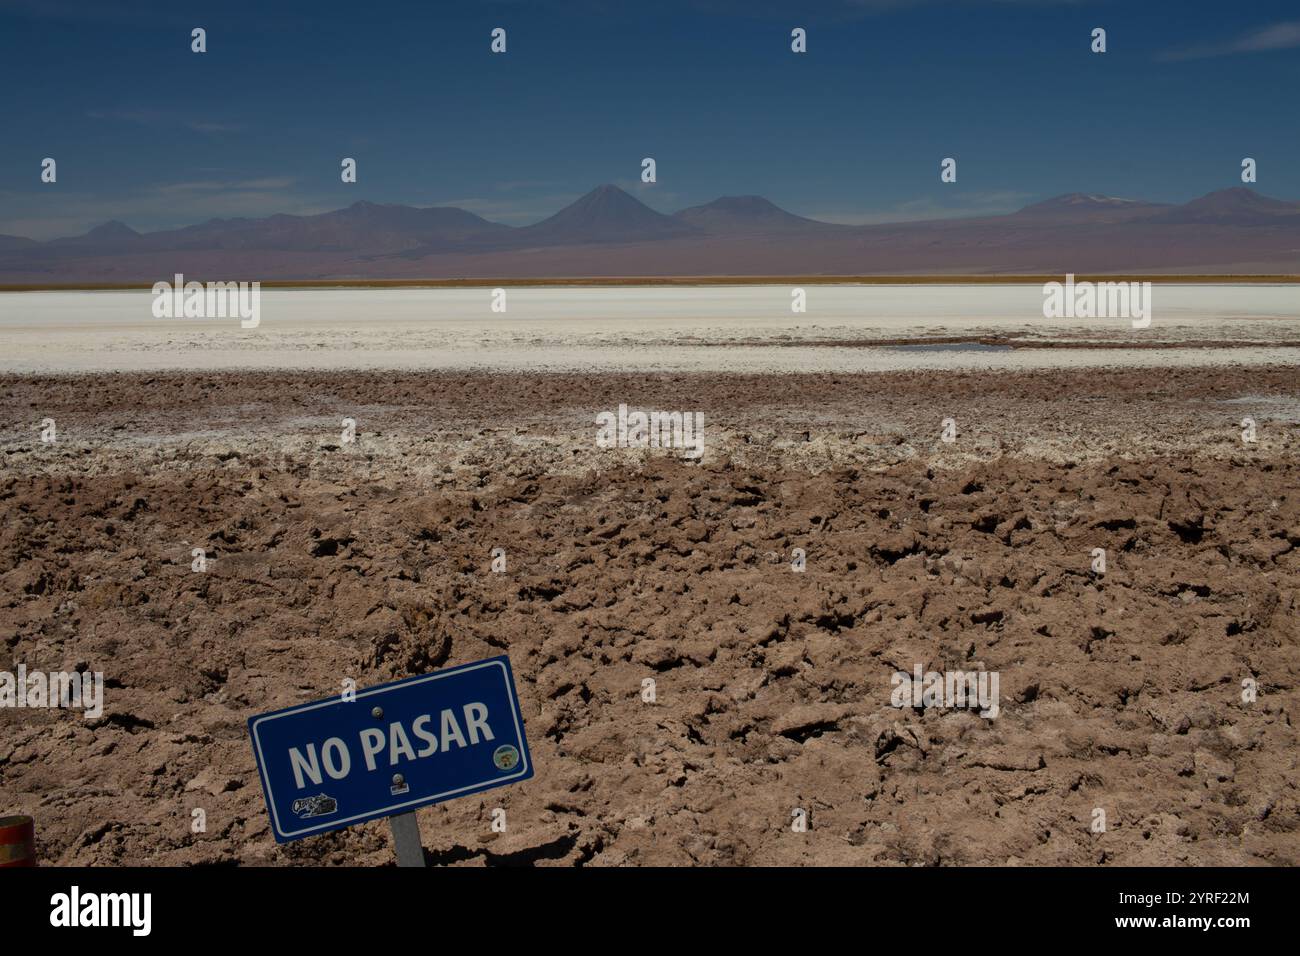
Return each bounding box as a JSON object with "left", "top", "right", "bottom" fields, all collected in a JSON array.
[{"left": 248, "top": 655, "right": 534, "bottom": 844}]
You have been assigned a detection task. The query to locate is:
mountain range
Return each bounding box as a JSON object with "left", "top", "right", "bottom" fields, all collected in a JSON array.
[{"left": 4, "top": 185, "right": 1300, "bottom": 282}]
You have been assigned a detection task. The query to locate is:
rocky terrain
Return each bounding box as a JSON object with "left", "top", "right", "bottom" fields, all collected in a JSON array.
[{"left": 1, "top": 367, "right": 1297, "bottom": 865}]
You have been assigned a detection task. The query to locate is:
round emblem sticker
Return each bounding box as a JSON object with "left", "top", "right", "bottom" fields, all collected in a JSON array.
[{"left": 493, "top": 745, "right": 520, "bottom": 771}]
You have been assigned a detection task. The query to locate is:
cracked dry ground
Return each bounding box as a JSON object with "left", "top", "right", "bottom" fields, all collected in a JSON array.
[{"left": 1, "top": 367, "right": 1298, "bottom": 866}]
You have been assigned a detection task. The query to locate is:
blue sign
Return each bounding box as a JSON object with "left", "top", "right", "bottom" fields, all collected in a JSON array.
[{"left": 248, "top": 655, "right": 534, "bottom": 843}]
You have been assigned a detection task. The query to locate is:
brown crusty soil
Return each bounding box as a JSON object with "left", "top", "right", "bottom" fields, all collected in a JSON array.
[{"left": 1, "top": 367, "right": 1298, "bottom": 866}]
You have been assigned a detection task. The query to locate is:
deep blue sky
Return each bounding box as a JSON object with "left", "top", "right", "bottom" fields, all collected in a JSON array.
[{"left": 3, "top": 0, "right": 1299, "bottom": 238}]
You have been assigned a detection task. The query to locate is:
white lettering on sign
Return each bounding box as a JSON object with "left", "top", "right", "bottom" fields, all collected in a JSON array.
[
  {"left": 289, "top": 743, "right": 323, "bottom": 788},
  {"left": 289, "top": 703, "right": 497, "bottom": 787},
  {"left": 322, "top": 737, "right": 350, "bottom": 778}
]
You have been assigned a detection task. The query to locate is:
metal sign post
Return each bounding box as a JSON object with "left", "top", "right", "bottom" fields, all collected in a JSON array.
[{"left": 388, "top": 811, "right": 425, "bottom": 867}]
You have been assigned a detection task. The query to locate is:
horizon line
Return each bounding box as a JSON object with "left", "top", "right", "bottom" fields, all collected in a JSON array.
[
  {"left": 5, "top": 274, "right": 1300, "bottom": 293},
  {"left": 8, "top": 184, "right": 1289, "bottom": 245}
]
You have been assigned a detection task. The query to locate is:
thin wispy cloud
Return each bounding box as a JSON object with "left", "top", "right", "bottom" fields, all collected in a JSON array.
[
  {"left": 493, "top": 180, "right": 558, "bottom": 193},
  {"left": 0, "top": 0, "right": 159, "bottom": 22},
  {"left": 87, "top": 108, "right": 246, "bottom": 135},
  {"left": 807, "top": 191, "right": 1033, "bottom": 225},
  {"left": 695, "top": 0, "right": 1088, "bottom": 15},
  {"left": 1159, "top": 20, "right": 1300, "bottom": 61},
  {"left": 152, "top": 178, "right": 297, "bottom": 196}
]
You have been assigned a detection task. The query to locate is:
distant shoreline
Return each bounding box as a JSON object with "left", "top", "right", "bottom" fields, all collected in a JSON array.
[{"left": 3, "top": 274, "right": 1300, "bottom": 292}]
